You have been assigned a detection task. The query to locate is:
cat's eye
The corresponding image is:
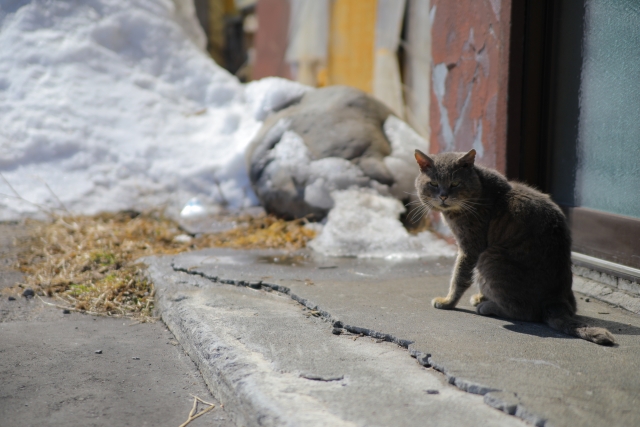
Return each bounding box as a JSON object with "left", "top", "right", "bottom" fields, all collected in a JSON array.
[
  {"left": 428, "top": 182, "right": 438, "bottom": 188},
  {"left": 451, "top": 181, "right": 460, "bottom": 188}
]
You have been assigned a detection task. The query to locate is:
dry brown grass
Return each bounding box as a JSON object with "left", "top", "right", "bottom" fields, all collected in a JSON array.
[
  {"left": 196, "top": 214, "right": 316, "bottom": 250},
  {"left": 14, "top": 211, "right": 315, "bottom": 321}
]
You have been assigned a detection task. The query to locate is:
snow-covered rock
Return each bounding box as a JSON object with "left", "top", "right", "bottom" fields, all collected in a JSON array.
[{"left": 246, "top": 86, "right": 427, "bottom": 220}]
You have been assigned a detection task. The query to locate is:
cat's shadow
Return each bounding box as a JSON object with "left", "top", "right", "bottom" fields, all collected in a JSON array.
[
  {"left": 504, "top": 315, "right": 640, "bottom": 339},
  {"left": 454, "top": 307, "right": 640, "bottom": 338}
]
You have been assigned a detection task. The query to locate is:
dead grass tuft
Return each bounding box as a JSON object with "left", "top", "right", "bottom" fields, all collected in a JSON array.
[
  {"left": 14, "top": 211, "right": 315, "bottom": 321},
  {"left": 195, "top": 214, "right": 316, "bottom": 250}
]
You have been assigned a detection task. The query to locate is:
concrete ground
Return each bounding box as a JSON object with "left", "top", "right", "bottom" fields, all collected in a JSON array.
[
  {"left": 144, "top": 247, "right": 640, "bottom": 427},
  {"left": 0, "top": 222, "right": 233, "bottom": 427},
  {"left": 5, "top": 220, "right": 640, "bottom": 427}
]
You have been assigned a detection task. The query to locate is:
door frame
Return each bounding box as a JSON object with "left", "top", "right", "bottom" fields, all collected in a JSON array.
[{"left": 505, "top": 0, "right": 640, "bottom": 277}]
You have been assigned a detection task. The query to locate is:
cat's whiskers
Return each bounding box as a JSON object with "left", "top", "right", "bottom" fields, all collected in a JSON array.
[
  {"left": 408, "top": 208, "right": 423, "bottom": 222},
  {"left": 457, "top": 200, "right": 483, "bottom": 223},
  {"left": 408, "top": 205, "right": 430, "bottom": 222},
  {"left": 405, "top": 192, "right": 425, "bottom": 209},
  {"left": 408, "top": 199, "right": 434, "bottom": 223}
]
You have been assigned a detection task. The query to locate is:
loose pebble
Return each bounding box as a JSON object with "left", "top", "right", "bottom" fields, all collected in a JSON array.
[
  {"left": 8, "top": 296, "right": 16, "bottom": 301},
  {"left": 95, "top": 350, "right": 102, "bottom": 354},
  {"left": 22, "top": 289, "right": 35, "bottom": 298}
]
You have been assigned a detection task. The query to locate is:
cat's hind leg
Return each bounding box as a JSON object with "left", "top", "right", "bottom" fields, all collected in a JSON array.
[
  {"left": 470, "top": 293, "right": 486, "bottom": 307},
  {"left": 476, "top": 300, "right": 510, "bottom": 317},
  {"left": 476, "top": 299, "right": 537, "bottom": 321}
]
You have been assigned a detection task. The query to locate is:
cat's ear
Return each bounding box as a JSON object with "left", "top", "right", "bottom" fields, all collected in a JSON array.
[
  {"left": 458, "top": 149, "right": 476, "bottom": 168},
  {"left": 414, "top": 149, "right": 433, "bottom": 171}
]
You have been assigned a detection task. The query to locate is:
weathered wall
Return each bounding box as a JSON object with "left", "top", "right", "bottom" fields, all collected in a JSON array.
[
  {"left": 430, "top": 0, "right": 511, "bottom": 172},
  {"left": 253, "top": 0, "right": 291, "bottom": 80}
]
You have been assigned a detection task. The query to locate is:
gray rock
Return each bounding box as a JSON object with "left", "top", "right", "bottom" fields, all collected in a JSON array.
[{"left": 246, "top": 86, "right": 413, "bottom": 220}]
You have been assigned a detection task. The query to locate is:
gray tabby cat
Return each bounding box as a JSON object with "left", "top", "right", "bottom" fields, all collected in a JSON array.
[{"left": 414, "top": 149, "right": 615, "bottom": 346}]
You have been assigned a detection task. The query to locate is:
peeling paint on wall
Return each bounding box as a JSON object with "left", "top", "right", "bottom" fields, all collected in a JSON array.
[
  {"left": 432, "top": 63, "right": 454, "bottom": 150},
  {"left": 429, "top": 0, "right": 511, "bottom": 172}
]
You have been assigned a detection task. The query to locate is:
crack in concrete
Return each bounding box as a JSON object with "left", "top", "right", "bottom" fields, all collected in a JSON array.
[
  {"left": 172, "top": 263, "right": 548, "bottom": 426},
  {"left": 299, "top": 374, "right": 344, "bottom": 382}
]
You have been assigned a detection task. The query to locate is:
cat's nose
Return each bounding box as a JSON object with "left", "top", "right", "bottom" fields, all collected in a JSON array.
[{"left": 440, "top": 194, "right": 448, "bottom": 201}]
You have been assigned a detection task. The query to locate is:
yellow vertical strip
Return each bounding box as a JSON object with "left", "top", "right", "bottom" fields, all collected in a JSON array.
[
  {"left": 223, "top": 0, "right": 237, "bottom": 14},
  {"left": 208, "top": 0, "right": 225, "bottom": 65},
  {"left": 327, "top": 0, "right": 377, "bottom": 93}
]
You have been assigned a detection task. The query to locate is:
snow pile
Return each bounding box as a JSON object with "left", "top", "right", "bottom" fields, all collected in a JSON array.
[
  {"left": 308, "top": 189, "right": 457, "bottom": 259},
  {"left": 0, "top": 0, "right": 262, "bottom": 219}
]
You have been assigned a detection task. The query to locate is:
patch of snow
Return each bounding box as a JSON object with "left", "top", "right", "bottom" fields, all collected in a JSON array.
[
  {"left": 308, "top": 189, "right": 457, "bottom": 259},
  {"left": 244, "top": 77, "right": 312, "bottom": 121},
  {"left": 269, "top": 130, "right": 312, "bottom": 166},
  {"left": 382, "top": 115, "right": 428, "bottom": 200},
  {"left": 264, "top": 131, "right": 377, "bottom": 211},
  {"left": 179, "top": 197, "right": 206, "bottom": 218}
]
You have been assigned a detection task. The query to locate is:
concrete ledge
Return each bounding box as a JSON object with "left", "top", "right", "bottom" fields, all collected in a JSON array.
[
  {"left": 145, "top": 260, "right": 355, "bottom": 427},
  {"left": 573, "top": 274, "right": 640, "bottom": 315}
]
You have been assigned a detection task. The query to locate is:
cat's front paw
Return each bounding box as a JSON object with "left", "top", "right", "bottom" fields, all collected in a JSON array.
[{"left": 432, "top": 297, "right": 456, "bottom": 310}]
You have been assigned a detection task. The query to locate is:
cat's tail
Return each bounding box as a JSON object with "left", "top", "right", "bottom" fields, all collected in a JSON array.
[{"left": 543, "top": 305, "right": 616, "bottom": 346}]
